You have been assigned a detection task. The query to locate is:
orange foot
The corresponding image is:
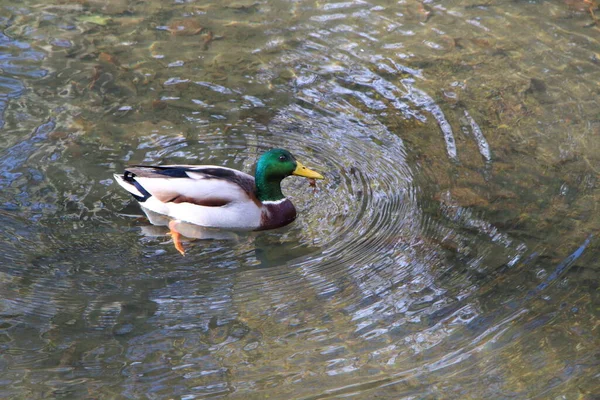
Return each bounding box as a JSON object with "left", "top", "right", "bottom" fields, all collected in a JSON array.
[{"left": 167, "top": 220, "right": 186, "bottom": 256}]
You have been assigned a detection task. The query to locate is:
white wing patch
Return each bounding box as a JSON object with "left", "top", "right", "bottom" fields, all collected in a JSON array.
[
  {"left": 185, "top": 171, "right": 210, "bottom": 180},
  {"left": 134, "top": 176, "right": 248, "bottom": 203}
]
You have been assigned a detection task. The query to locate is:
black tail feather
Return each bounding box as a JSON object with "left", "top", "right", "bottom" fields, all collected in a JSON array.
[{"left": 122, "top": 171, "right": 152, "bottom": 202}]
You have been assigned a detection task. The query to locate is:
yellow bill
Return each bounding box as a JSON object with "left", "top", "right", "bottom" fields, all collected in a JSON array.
[{"left": 293, "top": 161, "right": 324, "bottom": 179}]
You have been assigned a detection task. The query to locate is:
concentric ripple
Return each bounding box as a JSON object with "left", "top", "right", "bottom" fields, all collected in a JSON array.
[{"left": 1, "top": 0, "right": 599, "bottom": 398}]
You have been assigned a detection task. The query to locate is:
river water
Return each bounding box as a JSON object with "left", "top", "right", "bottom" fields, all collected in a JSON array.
[{"left": 0, "top": 0, "right": 598, "bottom": 398}]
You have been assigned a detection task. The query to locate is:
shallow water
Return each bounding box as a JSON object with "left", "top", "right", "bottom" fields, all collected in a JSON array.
[{"left": 0, "top": 0, "right": 599, "bottom": 398}]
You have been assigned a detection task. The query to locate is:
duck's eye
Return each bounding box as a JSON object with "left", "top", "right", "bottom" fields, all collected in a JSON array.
[{"left": 279, "top": 155, "right": 287, "bottom": 161}]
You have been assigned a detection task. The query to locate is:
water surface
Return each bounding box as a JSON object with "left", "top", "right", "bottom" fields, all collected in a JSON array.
[{"left": 0, "top": 0, "right": 599, "bottom": 398}]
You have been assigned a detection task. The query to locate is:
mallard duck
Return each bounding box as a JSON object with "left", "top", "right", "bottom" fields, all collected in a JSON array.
[{"left": 113, "top": 149, "right": 324, "bottom": 254}]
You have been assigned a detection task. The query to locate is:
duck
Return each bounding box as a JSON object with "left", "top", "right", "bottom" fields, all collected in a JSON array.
[{"left": 113, "top": 149, "right": 324, "bottom": 254}]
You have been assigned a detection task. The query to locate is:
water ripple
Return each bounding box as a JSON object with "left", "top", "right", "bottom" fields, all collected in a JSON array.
[
  {"left": 1, "top": 0, "right": 598, "bottom": 398},
  {"left": 0, "top": 119, "right": 55, "bottom": 189}
]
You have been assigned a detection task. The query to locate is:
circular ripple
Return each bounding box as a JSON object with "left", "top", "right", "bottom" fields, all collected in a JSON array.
[{"left": 113, "top": 100, "right": 419, "bottom": 309}]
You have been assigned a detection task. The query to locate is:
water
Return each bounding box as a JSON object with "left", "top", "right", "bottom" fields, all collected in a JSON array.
[{"left": 1, "top": 0, "right": 599, "bottom": 398}]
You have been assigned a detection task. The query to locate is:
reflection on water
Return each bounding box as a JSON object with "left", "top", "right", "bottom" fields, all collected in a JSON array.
[{"left": 1, "top": 0, "right": 599, "bottom": 398}]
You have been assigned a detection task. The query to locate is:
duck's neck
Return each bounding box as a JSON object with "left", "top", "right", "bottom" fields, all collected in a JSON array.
[{"left": 255, "top": 169, "right": 285, "bottom": 203}]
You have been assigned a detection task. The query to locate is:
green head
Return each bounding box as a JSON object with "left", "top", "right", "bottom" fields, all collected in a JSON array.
[{"left": 254, "top": 149, "right": 323, "bottom": 202}]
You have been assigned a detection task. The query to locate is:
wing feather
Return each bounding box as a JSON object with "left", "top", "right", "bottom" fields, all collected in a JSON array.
[{"left": 119, "top": 165, "right": 257, "bottom": 207}]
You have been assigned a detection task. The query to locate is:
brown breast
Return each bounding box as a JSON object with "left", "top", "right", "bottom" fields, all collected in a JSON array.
[{"left": 258, "top": 199, "right": 297, "bottom": 230}]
